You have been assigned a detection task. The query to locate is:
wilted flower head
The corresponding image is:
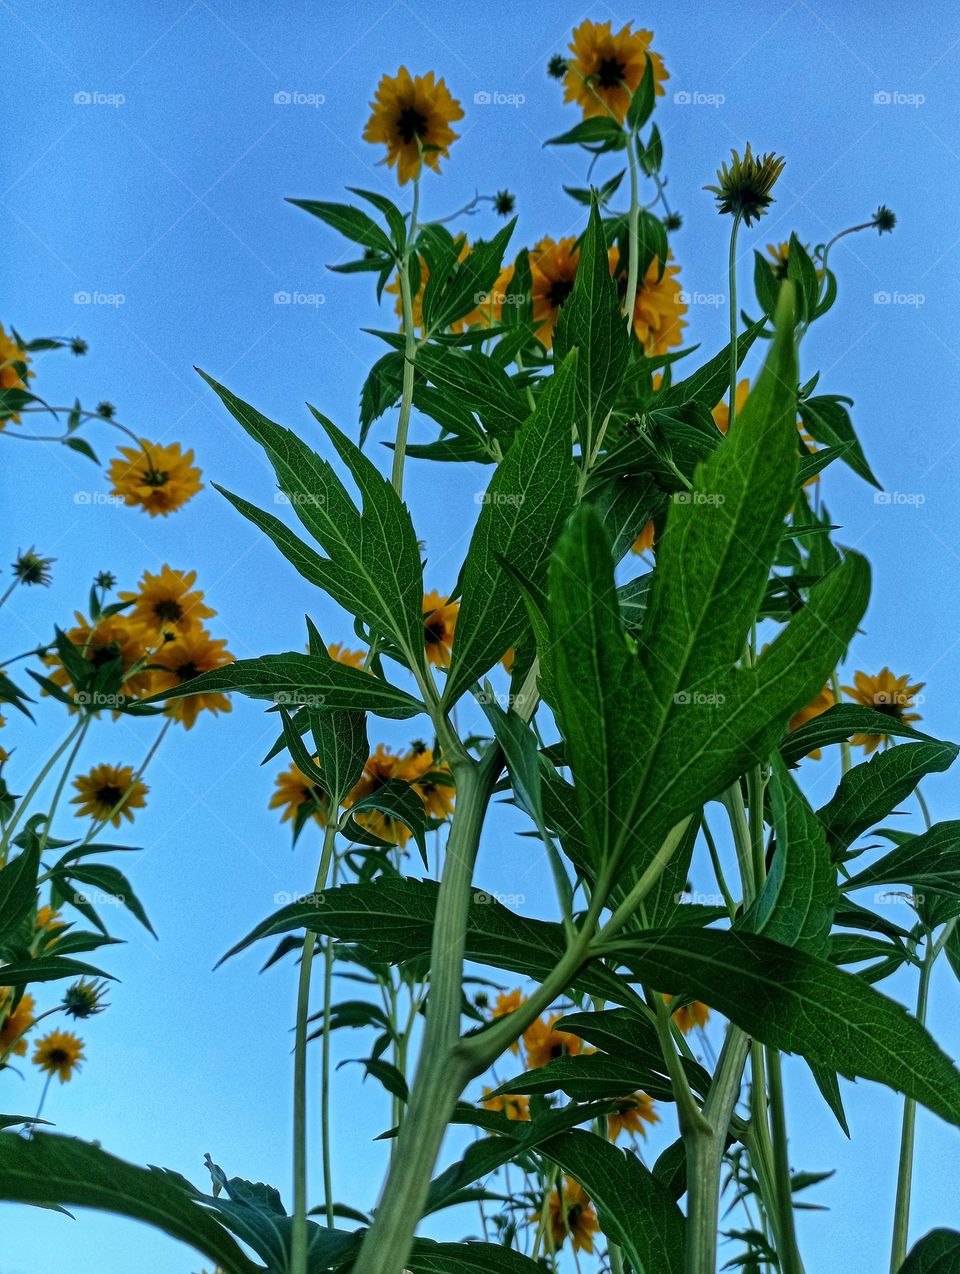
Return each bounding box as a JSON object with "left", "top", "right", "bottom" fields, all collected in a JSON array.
[
  {"left": 872, "top": 204, "right": 896, "bottom": 234},
  {"left": 706, "top": 144, "right": 785, "bottom": 226},
  {"left": 663, "top": 211, "right": 683, "bottom": 232},
  {"left": 96, "top": 400, "right": 115, "bottom": 418},
  {"left": 70, "top": 337, "right": 88, "bottom": 356},
  {"left": 493, "top": 190, "right": 516, "bottom": 217},
  {"left": 547, "top": 54, "right": 568, "bottom": 80},
  {"left": 12, "top": 547, "right": 54, "bottom": 587}
]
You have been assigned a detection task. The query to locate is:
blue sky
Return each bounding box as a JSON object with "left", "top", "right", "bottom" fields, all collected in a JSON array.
[{"left": 3, "top": 1, "right": 960, "bottom": 1270}]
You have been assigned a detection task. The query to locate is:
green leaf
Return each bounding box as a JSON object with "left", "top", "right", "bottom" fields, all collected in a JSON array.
[
  {"left": 443, "top": 354, "right": 579, "bottom": 707},
  {"left": 607, "top": 928, "right": 960, "bottom": 1127},
  {"left": 844, "top": 821, "right": 960, "bottom": 895},
  {"left": 0, "top": 846, "right": 40, "bottom": 942},
  {"left": 740, "top": 755, "right": 836, "bottom": 953},
  {"left": 546, "top": 117, "right": 627, "bottom": 151},
  {"left": 347, "top": 186, "right": 407, "bottom": 251},
  {"left": 898, "top": 1228, "right": 960, "bottom": 1272},
  {"left": 626, "top": 59, "right": 656, "bottom": 130},
  {"left": 359, "top": 350, "right": 404, "bottom": 442},
  {"left": 409, "top": 1240, "right": 546, "bottom": 1274},
  {"left": 54, "top": 863, "right": 155, "bottom": 936},
  {"left": 817, "top": 742, "right": 958, "bottom": 854},
  {"left": 422, "top": 219, "right": 516, "bottom": 334},
  {"left": 798, "top": 394, "right": 880, "bottom": 488},
  {"left": 0, "top": 955, "right": 110, "bottom": 987},
  {"left": 288, "top": 197, "right": 396, "bottom": 258},
  {"left": 344, "top": 779, "right": 428, "bottom": 868},
  {"left": 540, "top": 1129, "right": 685, "bottom": 1274},
  {"left": 415, "top": 343, "right": 529, "bottom": 443},
  {"left": 753, "top": 250, "right": 780, "bottom": 319},
  {"left": 488, "top": 1046, "right": 706, "bottom": 1105},
  {"left": 656, "top": 317, "right": 765, "bottom": 410},
  {"left": 0, "top": 1134, "right": 260, "bottom": 1274},
  {"left": 554, "top": 202, "right": 630, "bottom": 460},
  {"left": 781, "top": 703, "right": 936, "bottom": 766},
  {"left": 143, "top": 652, "right": 424, "bottom": 720}
]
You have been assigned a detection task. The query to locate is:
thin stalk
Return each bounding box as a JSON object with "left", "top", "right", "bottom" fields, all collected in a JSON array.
[
  {"left": 37, "top": 716, "right": 90, "bottom": 856},
  {"left": 320, "top": 851, "right": 340, "bottom": 1227},
  {"left": 0, "top": 578, "right": 21, "bottom": 610},
  {"left": 623, "top": 131, "right": 641, "bottom": 337},
  {"left": 292, "top": 820, "right": 339, "bottom": 1274},
  {"left": 390, "top": 176, "right": 421, "bottom": 496},
  {"left": 1, "top": 718, "right": 88, "bottom": 856},
  {"left": 830, "top": 672, "right": 851, "bottom": 776},
  {"left": 766, "top": 1047, "right": 805, "bottom": 1274},
  {"left": 889, "top": 934, "right": 936, "bottom": 1272},
  {"left": 726, "top": 211, "right": 744, "bottom": 435}
]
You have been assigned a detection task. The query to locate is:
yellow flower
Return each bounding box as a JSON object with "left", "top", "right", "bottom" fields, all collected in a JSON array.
[
  {"left": 481, "top": 1087, "right": 530, "bottom": 1121},
  {"left": 664, "top": 994, "right": 710, "bottom": 1034},
  {"left": 632, "top": 520, "right": 656, "bottom": 556},
  {"left": 608, "top": 1091, "right": 659, "bottom": 1142},
  {"left": 120, "top": 565, "right": 214, "bottom": 637},
  {"left": 386, "top": 239, "right": 494, "bottom": 333},
  {"left": 0, "top": 990, "right": 35, "bottom": 1057},
  {"left": 537, "top": 1176, "right": 599, "bottom": 1254},
  {"left": 327, "top": 642, "right": 366, "bottom": 670},
  {"left": 32, "top": 1029, "right": 84, "bottom": 1083},
  {"left": 563, "top": 20, "right": 668, "bottom": 123},
  {"left": 149, "top": 628, "right": 234, "bottom": 730},
  {"left": 712, "top": 379, "right": 751, "bottom": 436},
  {"left": 765, "top": 240, "right": 820, "bottom": 282},
  {"left": 523, "top": 1014, "right": 582, "bottom": 1069},
  {"left": 45, "top": 612, "right": 154, "bottom": 703},
  {"left": 399, "top": 744, "right": 455, "bottom": 821},
  {"left": 345, "top": 744, "right": 414, "bottom": 847},
  {"left": 269, "top": 762, "right": 330, "bottom": 828},
  {"left": 71, "top": 763, "right": 148, "bottom": 827},
  {"left": 363, "top": 67, "right": 463, "bottom": 185},
  {"left": 789, "top": 684, "right": 835, "bottom": 760},
  {"left": 492, "top": 987, "right": 526, "bottom": 1054},
  {"left": 530, "top": 237, "right": 580, "bottom": 349},
  {"left": 611, "top": 250, "right": 687, "bottom": 354},
  {"left": 108, "top": 438, "right": 203, "bottom": 517},
  {"left": 36, "top": 905, "right": 63, "bottom": 932},
  {"left": 843, "top": 668, "right": 924, "bottom": 754},
  {"left": 0, "top": 323, "right": 33, "bottom": 426},
  {"left": 423, "top": 592, "right": 458, "bottom": 668}
]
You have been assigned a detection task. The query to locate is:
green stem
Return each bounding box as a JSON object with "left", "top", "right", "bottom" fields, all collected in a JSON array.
[
  {"left": 292, "top": 820, "right": 339, "bottom": 1274},
  {"left": 623, "top": 131, "right": 641, "bottom": 337},
  {"left": 37, "top": 716, "right": 90, "bottom": 856},
  {"left": 889, "top": 934, "right": 936, "bottom": 1272},
  {"left": 390, "top": 177, "right": 421, "bottom": 497},
  {"left": 320, "top": 853, "right": 340, "bottom": 1227},
  {"left": 766, "top": 1047, "right": 805, "bottom": 1274},
  {"left": 1, "top": 717, "right": 87, "bottom": 857},
  {"left": 727, "top": 212, "right": 743, "bottom": 435}
]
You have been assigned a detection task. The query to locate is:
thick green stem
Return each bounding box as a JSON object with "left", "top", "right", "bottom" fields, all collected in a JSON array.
[
  {"left": 766, "top": 1047, "right": 805, "bottom": 1274},
  {"left": 889, "top": 936, "right": 936, "bottom": 1272},
  {"left": 292, "top": 821, "right": 339, "bottom": 1274},
  {"left": 623, "top": 131, "right": 641, "bottom": 337},
  {"left": 390, "top": 177, "right": 421, "bottom": 497}
]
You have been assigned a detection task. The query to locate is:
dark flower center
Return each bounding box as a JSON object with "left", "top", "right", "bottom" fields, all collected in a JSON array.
[
  {"left": 424, "top": 619, "right": 445, "bottom": 644},
  {"left": 90, "top": 641, "right": 122, "bottom": 668},
  {"left": 548, "top": 278, "right": 575, "bottom": 308},
  {"left": 176, "top": 660, "right": 201, "bottom": 682},
  {"left": 97, "top": 784, "right": 124, "bottom": 808},
  {"left": 154, "top": 599, "right": 183, "bottom": 622},
  {"left": 873, "top": 696, "right": 904, "bottom": 719},
  {"left": 397, "top": 105, "right": 428, "bottom": 144},
  {"left": 143, "top": 468, "right": 169, "bottom": 488},
  {"left": 49, "top": 1048, "right": 70, "bottom": 1064},
  {"left": 596, "top": 56, "right": 626, "bottom": 88}
]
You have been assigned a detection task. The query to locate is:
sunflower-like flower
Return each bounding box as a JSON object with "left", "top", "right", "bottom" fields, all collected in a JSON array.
[
  {"left": 788, "top": 684, "right": 835, "bottom": 760},
  {"left": 712, "top": 379, "right": 751, "bottom": 435},
  {"left": 32, "top": 1029, "right": 84, "bottom": 1083},
  {"left": 149, "top": 628, "right": 234, "bottom": 729},
  {"left": 608, "top": 1091, "right": 659, "bottom": 1142},
  {"left": 62, "top": 978, "right": 109, "bottom": 1020},
  {"left": 843, "top": 668, "right": 924, "bottom": 754},
  {"left": 423, "top": 591, "right": 458, "bottom": 668},
  {"left": 665, "top": 994, "right": 710, "bottom": 1034},
  {"left": 0, "top": 989, "right": 35, "bottom": 1058},
  {"left": 523, "top": 1014, "right": 582, "bottom": 1069},
  {"left": 529, "top": 237, "right": 580, "bottom": 348},
  {"left": 327, "top": 642, "right": 366, "bottom": 670},
  {"left": 36, "top": 905, "right": 63, "bottom": 933},
  {"left": 11, "top": 547, "right": 54, "bottom": 587},
  {"left": 491, "top": 987, "right": 526, "bottom": 1053},
  {"left": 537, "top": 1177, "right": 600, "bottom": 1254},
  {"left": 45, "top": 611, "right": 154, "bottom": 703},
  {"left": 108, "top": 438, "right": 203, "bottom": 517},
  {"left": 481, "top": 1087, "right": 530, "bottom": 1121},
  {"left": 120, "top": 565, "right": 214, "bottom": 637},
  {"left": 71, "top": 763, "right": 148, "bottom": 827},
  {"left": 631, "top": 520, "right": 656, "bottom": 556},
  {"left": 387, "top": 239, "right": 492, "bottom": 332},
  {"left": 563, "top": 20, "right": 668, "bottom": 123},
  {"left": 706, "top": 145, "right": 785, "bottom": 226},
  {"left": 269, "top": 761, "right": 331, "bottom": 828},
  {"left": 611, "top": 250, "right": 687, "bottom": 354},
  {"left": 399, "top": 742, "right": 455, "bottom": 820},
  {"left": 363, "top": 67, "right": 463, "bottom": 185},
  {"left": 0, "top": 324, "right": 33, "bottom": 426},
  {"left": 345, "top": 743, "right": 415, "bottom": 846}
]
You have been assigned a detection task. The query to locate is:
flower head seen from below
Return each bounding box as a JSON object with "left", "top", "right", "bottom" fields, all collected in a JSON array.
[
  {"left": 523, "top": 1014, "right": 582, "bottom": 1069},
  {"left": 608, "top": 1091, "right": 659, "bottom": 1142},
  {"left": 530, "top": 237, "right": 580, "bottom": 348},
  {"left": 327, "top": 642, "right": 366, "bottom": 670},
  {"left": 423, "top": 592, "right": 458, "bottom": 668},
  {"left": 706, "top": 145, "right": 785, "bottom": 226},
  {"left": 563, "top": 20, "right": 668, "bottom": 123},
  {"left": 399, "top": 742, "right": 455, "bottom": 821},
  {"left": 120, "top": 565, "right": 214, "bottom": 638},
  {"left": 611, "top": 250, "right": 687, "bottom": 354},
  {"left": 539, "top": 1176, "right": 599, "bottom": 1253},
  {"left": 150, "top": 629, "right": 234, "bottom": 729},
  {"left": 32, "top": 1029, "right": 84, "bottom": 1083},
  {"left": 270, "top": 762, "right": 331, "bottom": 831},
  {"left": 11, "top": 547, "right": 54, "bottom": 587},
  {"left": 62, "top": 978, "right": 109, "bottom": 1020},
  {"left": 789, "top": 683, "right": 835, "bottom": 759},
  {"left": 108, "top": 438, "right": 202, "bottom": 517},
  {"left": 346, "top": 744, "right": 415, "bottom": 847},
  {"left": 843, "top": 668, "right": 924, "bottom": 754},
  {"left": 45, "top": 611, "right": 154, "bottom": 703},
  {"left": 665, "top": 994, "right": 710, "bottom": 1034},
  {"left": 363, "top": 67, "right": 463, "bottom": 185},
  {"left": 0, "top": 989, "right": 36, "bottom": 1058},
  {"left": 387, "top": 239, "right": 493, "bottom": 333},
  {"left": 873, "top": 204, "right": 897, "bottom": 234},
  {"left": 481, "top": 1087, "right": 530, "bottom": 1121},
  {"left": 71, "top": 763, "right": 148, "bottom": 827},
  {"left": 712, "top": 379, "right": 750, "bottom": 435}
]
